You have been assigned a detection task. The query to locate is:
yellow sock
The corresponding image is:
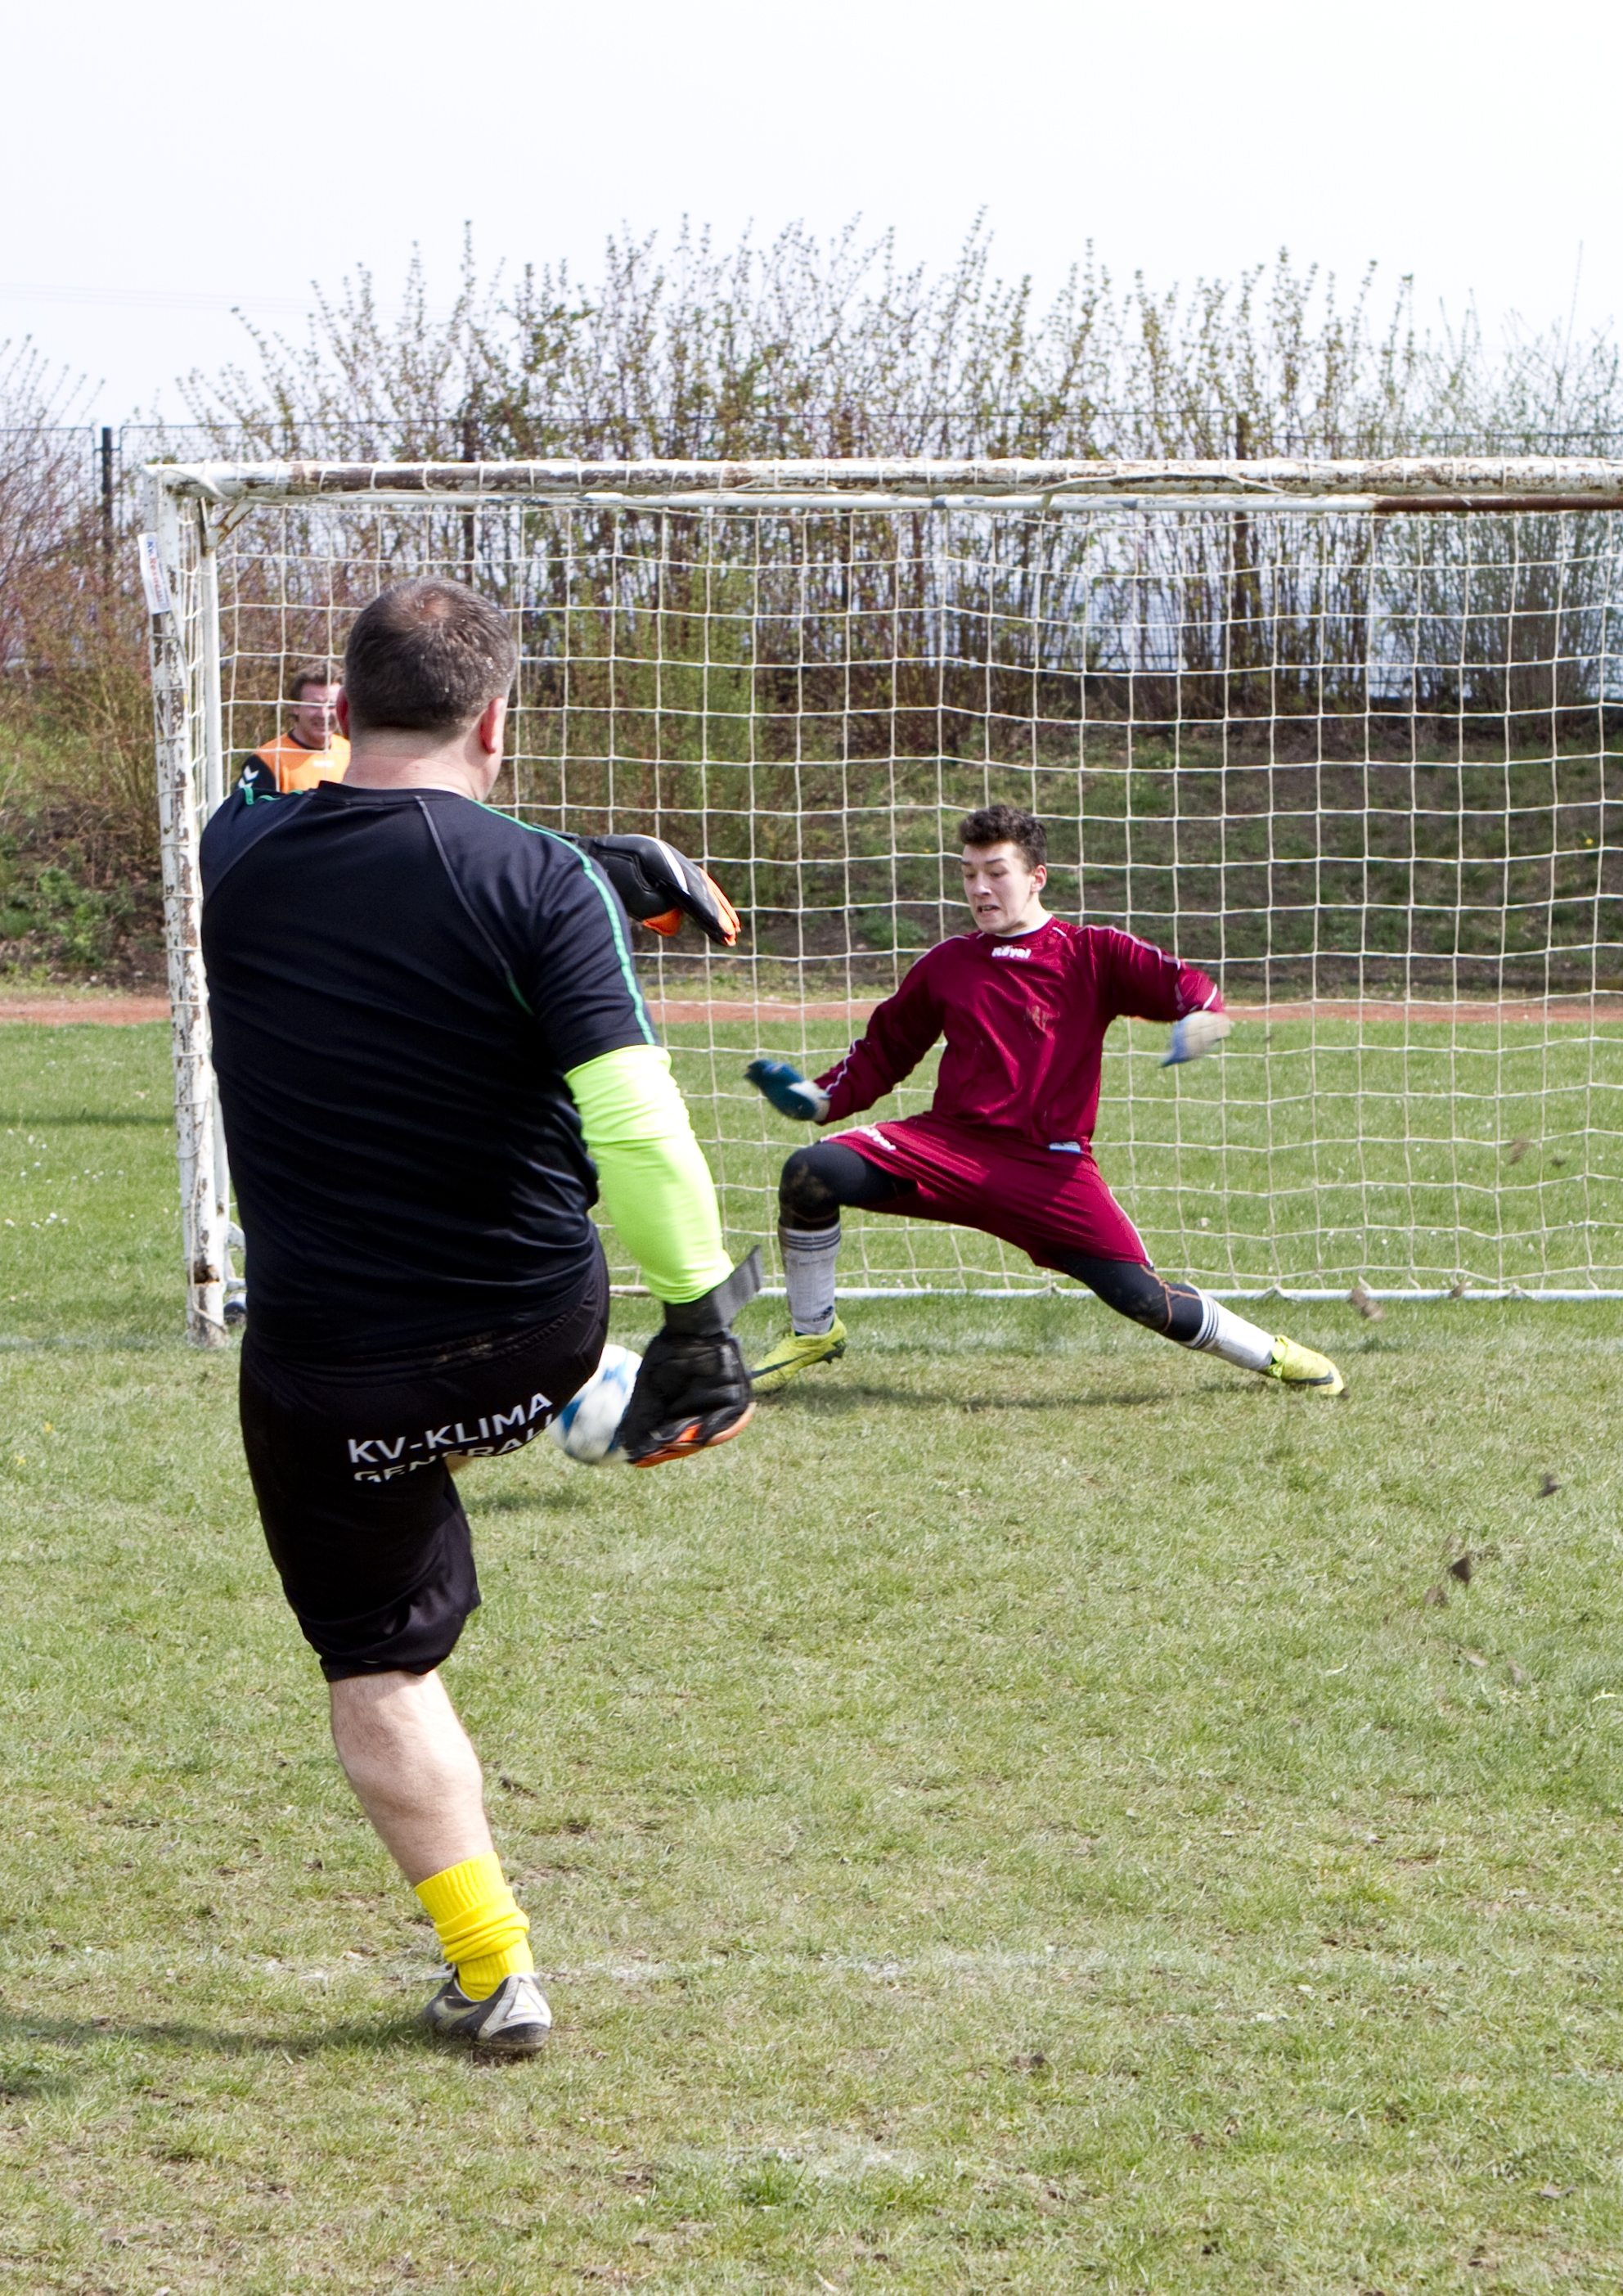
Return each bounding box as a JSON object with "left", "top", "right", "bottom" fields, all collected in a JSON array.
[{"left": 415, "top": 1852, "right": 533, "bottom": 2002}]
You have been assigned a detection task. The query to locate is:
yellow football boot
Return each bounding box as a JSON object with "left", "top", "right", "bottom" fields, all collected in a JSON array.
[
  {"left": 1265, "top": 1335, "right": 1344, "bottom": 1395},
  {"left": 749, "top": 1317, "right": 848, "bottom": 1395}
]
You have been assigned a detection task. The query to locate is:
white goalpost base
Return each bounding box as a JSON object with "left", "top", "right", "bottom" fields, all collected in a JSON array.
[{"left": 143, "top": 458, "right": 1623, "bottom": 1342}]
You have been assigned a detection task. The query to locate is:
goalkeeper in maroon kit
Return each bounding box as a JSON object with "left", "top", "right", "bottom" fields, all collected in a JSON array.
[{"left": 745, "top": 803, "right": 1342, "bottom": 1396}]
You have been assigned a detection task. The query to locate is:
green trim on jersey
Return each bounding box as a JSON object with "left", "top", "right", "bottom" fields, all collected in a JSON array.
[
  {"left": 565, "top": 1043, "right": 731, "bottom": 1304},
  {"left": 474, "top": 804, "right": 655, "bottom": 1042}
]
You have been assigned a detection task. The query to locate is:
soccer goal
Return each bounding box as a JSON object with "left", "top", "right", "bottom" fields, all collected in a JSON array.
[{"left": 142, "top": 457, "right": 1623, "bottom": 1343}]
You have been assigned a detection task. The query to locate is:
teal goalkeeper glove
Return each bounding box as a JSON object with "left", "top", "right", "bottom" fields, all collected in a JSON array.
[
  {"left": 1162, "top": 1011, "right": 1234, "bottom": 1066},
  {"left": 745, "top": 1058, "right": 830, "bottom": 1122}
]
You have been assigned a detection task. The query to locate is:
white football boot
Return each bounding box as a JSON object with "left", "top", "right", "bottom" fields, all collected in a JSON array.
[{"left": 422, "top": 1970, "right": 553, "bottom": 2055}]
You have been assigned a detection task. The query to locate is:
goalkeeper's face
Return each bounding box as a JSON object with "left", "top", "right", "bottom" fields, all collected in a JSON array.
[
  {"left": 290, "top": 682, "right": 340, "bottom": 749},
  {"left": 961, "top": 842, "right": 1048, "bottom": 936}
]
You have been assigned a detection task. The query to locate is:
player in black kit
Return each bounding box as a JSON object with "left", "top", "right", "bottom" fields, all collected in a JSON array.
[{"left": 202, "top": 577, "right": 753, "bottom": 2056}]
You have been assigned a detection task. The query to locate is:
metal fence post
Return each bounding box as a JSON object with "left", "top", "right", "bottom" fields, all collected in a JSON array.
[{"left": 100, "top": 425, "right": 115, "bottom": 588}]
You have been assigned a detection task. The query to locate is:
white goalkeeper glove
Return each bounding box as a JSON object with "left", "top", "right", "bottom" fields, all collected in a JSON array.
[{"left": 1161, "top": 1010, "right": 1233, "bottom": 1066}]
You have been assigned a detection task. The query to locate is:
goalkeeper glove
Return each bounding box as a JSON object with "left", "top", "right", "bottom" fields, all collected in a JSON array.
[
  {"left": 575, "top": 832, "right": 741, "bottom": 947},
  {"left": 617, "top": 1249, "right": 762, "bottom": 1467},
  {"left": 744, "top": 1057, "right": 830, "bottom": 1122},
  {"left": 1161, "top": 1010, "right": 1233, "bottom": 1066}
]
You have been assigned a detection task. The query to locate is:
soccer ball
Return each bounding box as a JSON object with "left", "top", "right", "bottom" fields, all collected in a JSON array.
[{"left": 547, "top": 1344, "right": 642, "bottom": 1465}]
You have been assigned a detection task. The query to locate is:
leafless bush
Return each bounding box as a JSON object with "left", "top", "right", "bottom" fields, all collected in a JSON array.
[
  {"left": 175, "top": 223, "right": 1623, "bottom": 464},
  {"left": 0, "top": 340, "right": 99, "bottom": 673},
  {"left": 0, "top": 339, "right": 158, "bottom": 898}
]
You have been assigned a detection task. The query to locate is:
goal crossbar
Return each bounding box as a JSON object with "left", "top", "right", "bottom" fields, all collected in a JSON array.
[{"left": 155, "top": 455, "right": 1623, "bottom": 514}]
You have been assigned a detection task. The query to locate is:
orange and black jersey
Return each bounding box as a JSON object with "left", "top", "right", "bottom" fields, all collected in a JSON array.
[{"left": 237, "top": 731, "right": 351, "bottom": 799}]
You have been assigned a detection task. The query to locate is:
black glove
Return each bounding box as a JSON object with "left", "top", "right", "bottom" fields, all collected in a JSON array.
[
  {"left": 618, "top": 1249, "right": 762, "bottom": 1467},
  {"left": 575, "top": 832, "right": 742, "bottom": 947}
]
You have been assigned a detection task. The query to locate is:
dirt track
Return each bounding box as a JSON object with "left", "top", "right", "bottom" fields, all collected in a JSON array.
[
  {"left": 0, "top": 996, "right": 170, "bottom": 1024},
  {"left": 7, "top": 993, "right": 1623, "bottom": 1029}
]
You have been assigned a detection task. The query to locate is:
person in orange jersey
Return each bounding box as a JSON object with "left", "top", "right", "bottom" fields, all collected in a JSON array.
[{"left": 237, "top": 660, "right": 350, "bottom": 798}]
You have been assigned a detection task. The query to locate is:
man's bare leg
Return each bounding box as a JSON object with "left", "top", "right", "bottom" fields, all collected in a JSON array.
[
  {"left": 328, "top": 1669, "right": 492, "bottom": 1885},
  {"left": 329, "top": 1669, "right": 546, "bottom": 2048}
]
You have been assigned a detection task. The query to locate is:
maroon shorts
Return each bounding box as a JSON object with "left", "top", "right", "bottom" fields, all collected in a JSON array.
[{"left": 834, "top": 1114, "right": 1147, "bottom": 1270}]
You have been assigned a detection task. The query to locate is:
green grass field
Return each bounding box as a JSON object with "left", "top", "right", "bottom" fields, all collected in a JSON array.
[{"left": 4, "top": 1024, "right": 1623, "bottom": 2292}]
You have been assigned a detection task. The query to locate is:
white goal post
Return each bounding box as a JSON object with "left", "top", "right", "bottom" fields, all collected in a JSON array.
[{"left": 143, "top": 457, "right": 1623, "bottom": 1344}]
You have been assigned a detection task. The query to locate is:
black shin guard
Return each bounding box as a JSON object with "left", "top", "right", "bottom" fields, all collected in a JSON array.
[
  {"left": 779, "top": 1140, "right": 914, "bottom": 1227},
  {"left": 1056, "top": 1252, "right": 1208, "bottom": 1344}
]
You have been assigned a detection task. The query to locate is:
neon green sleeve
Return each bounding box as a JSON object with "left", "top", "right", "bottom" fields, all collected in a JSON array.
[{"left": 564, "top": 1043, "right": 732, "bottom": 1305}]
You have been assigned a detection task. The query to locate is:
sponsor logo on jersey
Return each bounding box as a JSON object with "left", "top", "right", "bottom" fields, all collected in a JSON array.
[{"left": 991, "top": 943, "right": 1032, "bottom": 960}]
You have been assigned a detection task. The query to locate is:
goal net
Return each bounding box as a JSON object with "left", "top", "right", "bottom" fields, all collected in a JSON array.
[{"left": 142, "top": 457, "right": 1623, "bottom": 1342}]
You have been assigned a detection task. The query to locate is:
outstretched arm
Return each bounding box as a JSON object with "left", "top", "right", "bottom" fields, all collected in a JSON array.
[
  {"left": 565, "top": 1042, "right": 755, "bottom": 1465},
  {"left": 1095, "top": 929, "right": 1230, "bottom": 1066},
  {"left": 745, "top": 958, "right": 945, "bottom": 1127},
  {"left": 812, "top": 961, "right": 946, "bottom": 1124},
  {"left": 566, "top": 1044, "right": 732, "bottom": 1304},
  {"left": 569, "top": 833, "right": 740, "bottom": 946}
]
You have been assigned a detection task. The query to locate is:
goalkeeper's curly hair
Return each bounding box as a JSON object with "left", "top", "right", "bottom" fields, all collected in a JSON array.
[{"left": 959, "top": 803, "right": 1046, "bottom": 872}]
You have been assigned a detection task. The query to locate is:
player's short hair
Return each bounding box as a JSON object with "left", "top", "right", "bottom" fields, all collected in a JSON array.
[
  {"left": 960, "top": 804, "right": 1047, "bottom": 872},
  {"left": 288, "top": 659, "right": 339, "bottom": 700},
  {"left": 342, "top": 579, "right": 518, "bottom": 736}
]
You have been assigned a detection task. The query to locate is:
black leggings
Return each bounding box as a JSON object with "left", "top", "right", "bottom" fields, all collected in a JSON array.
[
  {"left": 780, "top": 1140, "right": 912, "bottom": 1223},
  {"left": 778, "top": 1141, "right": 1209, "bottom": 1344}
]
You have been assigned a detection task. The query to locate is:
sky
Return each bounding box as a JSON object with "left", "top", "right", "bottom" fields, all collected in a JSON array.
[{"left": 2, "top": 0, "right": 1614, "bottom": 429}]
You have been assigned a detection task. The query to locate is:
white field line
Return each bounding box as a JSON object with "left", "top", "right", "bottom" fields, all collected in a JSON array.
[{"left": 0, "top": 1938, "right": 1551, "bottom": 1990}]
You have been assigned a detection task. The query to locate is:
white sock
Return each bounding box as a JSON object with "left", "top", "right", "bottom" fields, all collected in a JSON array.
[
  {"left": 1189, "top": 1294, "right": 1275, "bottom": 1371},
  {"left": 780, "top": 1221, "right": 840, "bottom": 1335}
]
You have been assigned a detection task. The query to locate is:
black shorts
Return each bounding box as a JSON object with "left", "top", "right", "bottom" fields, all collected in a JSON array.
[{"left": 238, "top": 1256, "right": 609, "bottom": 1681}]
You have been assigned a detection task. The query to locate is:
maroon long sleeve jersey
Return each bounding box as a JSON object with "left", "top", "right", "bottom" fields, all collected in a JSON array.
[{"left": 816, "top": 919, "right": 1222, "bottom": 1147}]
